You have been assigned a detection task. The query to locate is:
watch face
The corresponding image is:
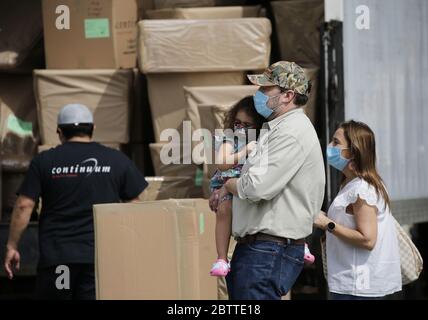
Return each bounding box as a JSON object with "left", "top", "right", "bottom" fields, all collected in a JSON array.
[{"left": 328, "top": 222, "right": 336, "bottom": 231}]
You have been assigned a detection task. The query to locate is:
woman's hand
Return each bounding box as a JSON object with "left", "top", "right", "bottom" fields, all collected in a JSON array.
[{"left": 314, "top": 211, "right": 330, "bottom": 230}]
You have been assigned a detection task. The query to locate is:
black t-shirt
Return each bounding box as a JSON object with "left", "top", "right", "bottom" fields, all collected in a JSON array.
[{"left": 18, "top": 142, "right": 148, "bottom": 268}]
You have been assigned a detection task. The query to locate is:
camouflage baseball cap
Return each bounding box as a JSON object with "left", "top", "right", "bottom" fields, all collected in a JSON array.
[{"left": 247, "top": 61, "right": 310, "bottom": 95}]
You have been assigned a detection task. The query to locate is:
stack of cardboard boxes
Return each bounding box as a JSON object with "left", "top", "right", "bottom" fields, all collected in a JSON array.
[
  {"left": 139, "top": 6, "right": 271, "bottom": 200},
  {"left": 35, "top": 0, "right": 138, "bottom": 151}
]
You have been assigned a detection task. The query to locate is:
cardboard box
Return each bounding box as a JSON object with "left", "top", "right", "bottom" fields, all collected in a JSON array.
[
  {"left": 271, "top": 0, "right": 324, "bottom": 67},
  {"left": 147, "top": 72, "right": 245, "bottom": 141},
  {"left": 139, "top": 176, "right": 196, "bottom": 201},
  {"left": 0, "top": 75, "right": 39, "bottom": 166},
  {"left": 42, "top": 0, "right": 137, "bottom": 69},
  {"left": 0, "top": 0, "right": 44, "bottom": 71},
  {"left": 146, "top": 6, "right": 262, "bottom": 19},
  {"left": 33, "top": 69, "right": 133, "bottom": 145},
  {"left": 93, "top": 199, "right": 217, "bottom": 299},
  {"left": 138, "top": 18, "right": 271, "bottom": 73}
]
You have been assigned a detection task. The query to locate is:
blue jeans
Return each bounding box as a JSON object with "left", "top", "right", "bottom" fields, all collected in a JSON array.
[
  {"left": 226, "top": 240, "right": 305, "bottom": 300},
  {"left": 329, "top": 292, "right": 384, "bottom": 300}
]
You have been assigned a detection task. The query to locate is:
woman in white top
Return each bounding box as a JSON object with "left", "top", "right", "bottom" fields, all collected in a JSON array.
[{"left": 314, "top": 120, "right": 402, "bottom": 300}]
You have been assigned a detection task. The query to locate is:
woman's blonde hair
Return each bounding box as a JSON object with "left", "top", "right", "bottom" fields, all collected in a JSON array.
[{"left": 340, "top": 120, "right": 391, "bottom": 209}]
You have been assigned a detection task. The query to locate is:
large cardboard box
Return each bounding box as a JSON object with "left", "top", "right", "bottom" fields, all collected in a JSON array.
[
  {"left": 138, "top": 18, "right": 271, "bottom": 73},
  {"left": 0, "top": 75, "right": 39, "bottom": 166},
  {"left": 146, "top": 6, "right": 263, "bottom": 19},
  {"left": 271, "top": 0, "right": 324, "bottom": 67},
  {"left": 33, "top": 69, "right": 133, "bottom": 145},
  {"left": 0, "top": 0, "right": 44, "bottom": 71},
  {"left": 147, "top": 72, "right": 245, "bottom": 141},
  {"left": 138, "top": 176, "right": 196, "bottom": 201},
  {"left": 42, "top": 0, "right": 137, "bottom": 69},
  {"left": 93, "top": 199, "right": 217, "bottom": 299}
]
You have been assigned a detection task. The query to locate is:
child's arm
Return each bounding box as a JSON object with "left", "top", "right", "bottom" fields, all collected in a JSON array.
[{"left": 216, "top": 141, "right": 256, "bottom": 172}]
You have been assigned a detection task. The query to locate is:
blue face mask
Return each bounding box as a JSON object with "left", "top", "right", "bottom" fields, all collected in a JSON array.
[
  {"left": 327, "top": 146, "right": 351, "bottom": 171},
  {"left": 253, "top": 91, "right": 282, "bottom": 119}
]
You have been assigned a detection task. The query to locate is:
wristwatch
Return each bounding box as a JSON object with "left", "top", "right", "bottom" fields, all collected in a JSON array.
[{"left": 327, "top": 222, "right": 336, "bottom": 233}]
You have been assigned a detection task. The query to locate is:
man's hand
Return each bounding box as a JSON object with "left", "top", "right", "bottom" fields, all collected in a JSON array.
[
  {"left": 209, "top": 189, "right": 220, "bottom": 212},
  {"left": 246, "top": 141, "right": 258, "bottom": 155},
  {"left": 314, "top": 211, "right": 330, "bottom": 230},
  {"left": 4, "top": 246, "right": 20, "bottom": 279}
]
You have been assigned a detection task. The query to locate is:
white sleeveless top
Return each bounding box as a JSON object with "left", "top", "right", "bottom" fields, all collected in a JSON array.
[{"left": 326, "top": 178, "right": 402, "bottom": 297}]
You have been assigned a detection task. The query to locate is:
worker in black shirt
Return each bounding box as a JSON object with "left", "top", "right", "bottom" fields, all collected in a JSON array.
[{"left": 3, "top": 103, "right": 148, "bottom": 300}]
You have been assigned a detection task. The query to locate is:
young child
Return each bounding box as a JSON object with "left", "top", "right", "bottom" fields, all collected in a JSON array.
[{"left": 209, "top": 96, "right": 315, "bottom": 277}]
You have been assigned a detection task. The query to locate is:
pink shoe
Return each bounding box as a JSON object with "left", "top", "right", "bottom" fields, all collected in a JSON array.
[
  {"left": 304, "top": 244, "right": 315, "bottom": 265},
  {"left": 210, "top": 259, "right": 230, "bottom": 277}
]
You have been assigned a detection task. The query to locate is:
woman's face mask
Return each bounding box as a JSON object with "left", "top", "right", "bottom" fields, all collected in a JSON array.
[
  {"left": 326, "top": 145, "right": 351, "bottom": 171},
  {"left": 253, "top": 90, "right": 283, "bottom": 119}
]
